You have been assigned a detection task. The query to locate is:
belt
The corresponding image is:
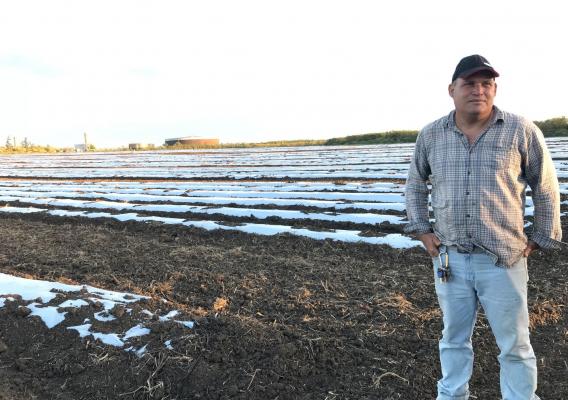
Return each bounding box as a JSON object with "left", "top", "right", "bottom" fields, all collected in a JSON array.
[{"left": 450, "top": 245, "right": 484, "bottom": 254}]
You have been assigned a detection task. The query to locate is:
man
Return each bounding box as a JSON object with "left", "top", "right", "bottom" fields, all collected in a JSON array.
[{"left": 404, "top": 54, "right": 562, "bottom": 399}]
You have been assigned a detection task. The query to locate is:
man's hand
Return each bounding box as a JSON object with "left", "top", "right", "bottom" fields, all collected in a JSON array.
[
  {"left": 523, "top": 240, "right": 540, "bottom": 257},
  {"left": 418, "top": 232, "right": 442, "bottom": 257}
]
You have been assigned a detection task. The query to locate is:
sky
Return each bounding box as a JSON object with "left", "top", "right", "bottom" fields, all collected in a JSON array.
[{"left": 0, "top": 0, "right": 566, "bottom": 148}]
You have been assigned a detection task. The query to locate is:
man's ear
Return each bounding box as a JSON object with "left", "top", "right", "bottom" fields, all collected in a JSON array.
[{"left": 448, "top": 83, "right": 454, "bottom": 98}]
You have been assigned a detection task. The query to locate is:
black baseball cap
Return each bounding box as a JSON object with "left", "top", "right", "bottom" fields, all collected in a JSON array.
[{"left": 452, "top": 54, "right": 499, "bottom": 82}]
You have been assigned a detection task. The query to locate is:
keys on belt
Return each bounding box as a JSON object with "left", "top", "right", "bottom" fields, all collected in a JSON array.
[{"left": 437, "top": 249, "right": 451, "bottom": 283}]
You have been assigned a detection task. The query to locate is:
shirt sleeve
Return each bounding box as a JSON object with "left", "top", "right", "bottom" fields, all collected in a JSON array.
[
  {"left": 404, "top": 130, "right": 433, "bottom": 235},
  {"left": 524, "top": 123, "right": 564, "bottom": 249}
]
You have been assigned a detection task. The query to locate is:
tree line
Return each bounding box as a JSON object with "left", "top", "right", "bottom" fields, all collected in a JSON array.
[
  {"left": 534, "top": 117, "right": 568, "bottom": 137},
  {"left": 325, "top": 116, "right": 568, "bottom": 145}
]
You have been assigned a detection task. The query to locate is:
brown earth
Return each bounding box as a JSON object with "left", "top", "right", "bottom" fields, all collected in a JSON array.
[{"left": 0, "top": 212, "right": 567, "bottom": 400}]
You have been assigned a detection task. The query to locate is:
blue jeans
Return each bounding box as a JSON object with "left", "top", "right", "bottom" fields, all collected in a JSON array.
[{"left": 433, "top": 246, "right": 540, "bottom": 400}]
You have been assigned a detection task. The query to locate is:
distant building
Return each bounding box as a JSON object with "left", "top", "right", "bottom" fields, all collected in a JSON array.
[
  {"left": 164, "top": 136, "right": 219, "bottom": 147},
  {"left": 75, "top": 132, "right": 91, "bottom": 152},
  {"left": 128, "top": 143, "right": 154, "bottom": 150}
]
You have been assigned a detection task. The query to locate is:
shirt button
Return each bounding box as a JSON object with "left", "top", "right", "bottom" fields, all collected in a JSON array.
[
  {"left": 467, "top": 170, "right": 471, "bottom": 175},
  {"left": 467, "top": 234, "right": 472, "bottom": 238},
  {"left": 466, "top": 191, "right": 470, "bottom": 195},
  {"left": 466, "top": 214, "right": 470, "bottom": 218}
]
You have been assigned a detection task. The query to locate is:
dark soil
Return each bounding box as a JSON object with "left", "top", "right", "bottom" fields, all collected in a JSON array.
[{"left": 0, "top": 212, "right": 567, "bottom": 400}]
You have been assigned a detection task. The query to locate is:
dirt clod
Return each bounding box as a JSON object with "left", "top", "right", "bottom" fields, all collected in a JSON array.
[{"left": 15, "top": 306, "right": 31, "bottom": 317}]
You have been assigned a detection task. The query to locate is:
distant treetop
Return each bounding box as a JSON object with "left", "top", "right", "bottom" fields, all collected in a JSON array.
[{"left": 534, "top": 116, "right": 568, "bottom": 137}]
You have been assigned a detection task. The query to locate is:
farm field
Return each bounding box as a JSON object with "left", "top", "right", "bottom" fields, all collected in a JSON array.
[{"left": 0, "top": 141, "right": 567, "bottom": 399}]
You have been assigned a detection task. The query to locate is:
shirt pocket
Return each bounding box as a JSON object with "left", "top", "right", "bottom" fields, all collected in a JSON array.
[{"left": 481, "top": 141, "right": 520, "bottom": 172}]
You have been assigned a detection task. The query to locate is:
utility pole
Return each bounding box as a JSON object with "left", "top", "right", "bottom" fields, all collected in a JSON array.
[{"left": 84, "top": 132, "right": 88, "bottom": 152}]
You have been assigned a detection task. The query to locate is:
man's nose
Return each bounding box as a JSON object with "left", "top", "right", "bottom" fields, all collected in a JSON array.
[{"left": 472, "top": 83, "right": 484, "bottom": 94}]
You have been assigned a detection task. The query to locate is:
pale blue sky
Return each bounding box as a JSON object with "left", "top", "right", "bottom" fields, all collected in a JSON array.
[{"left": 0, "top": 0, "right": 566, "bottom": 148}]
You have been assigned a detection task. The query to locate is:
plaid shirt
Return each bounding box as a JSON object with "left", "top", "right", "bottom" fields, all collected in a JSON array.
[{"left": 405, "top": 106, "right": 563, "bottom": 267}]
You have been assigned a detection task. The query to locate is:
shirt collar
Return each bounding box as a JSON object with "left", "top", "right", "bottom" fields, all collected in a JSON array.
[{"left": 444, "top": 106, "right": 505, "bottom": 129}]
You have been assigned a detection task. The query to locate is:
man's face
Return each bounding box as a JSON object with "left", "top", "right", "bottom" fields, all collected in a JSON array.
[{"left": 448, "top": 71, "right": 497, "bottom": 117}]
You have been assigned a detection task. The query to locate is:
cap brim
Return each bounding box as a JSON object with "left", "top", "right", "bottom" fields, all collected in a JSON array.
[{"left": 459, "top": 66, "right": 500, "bottom": 79}]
